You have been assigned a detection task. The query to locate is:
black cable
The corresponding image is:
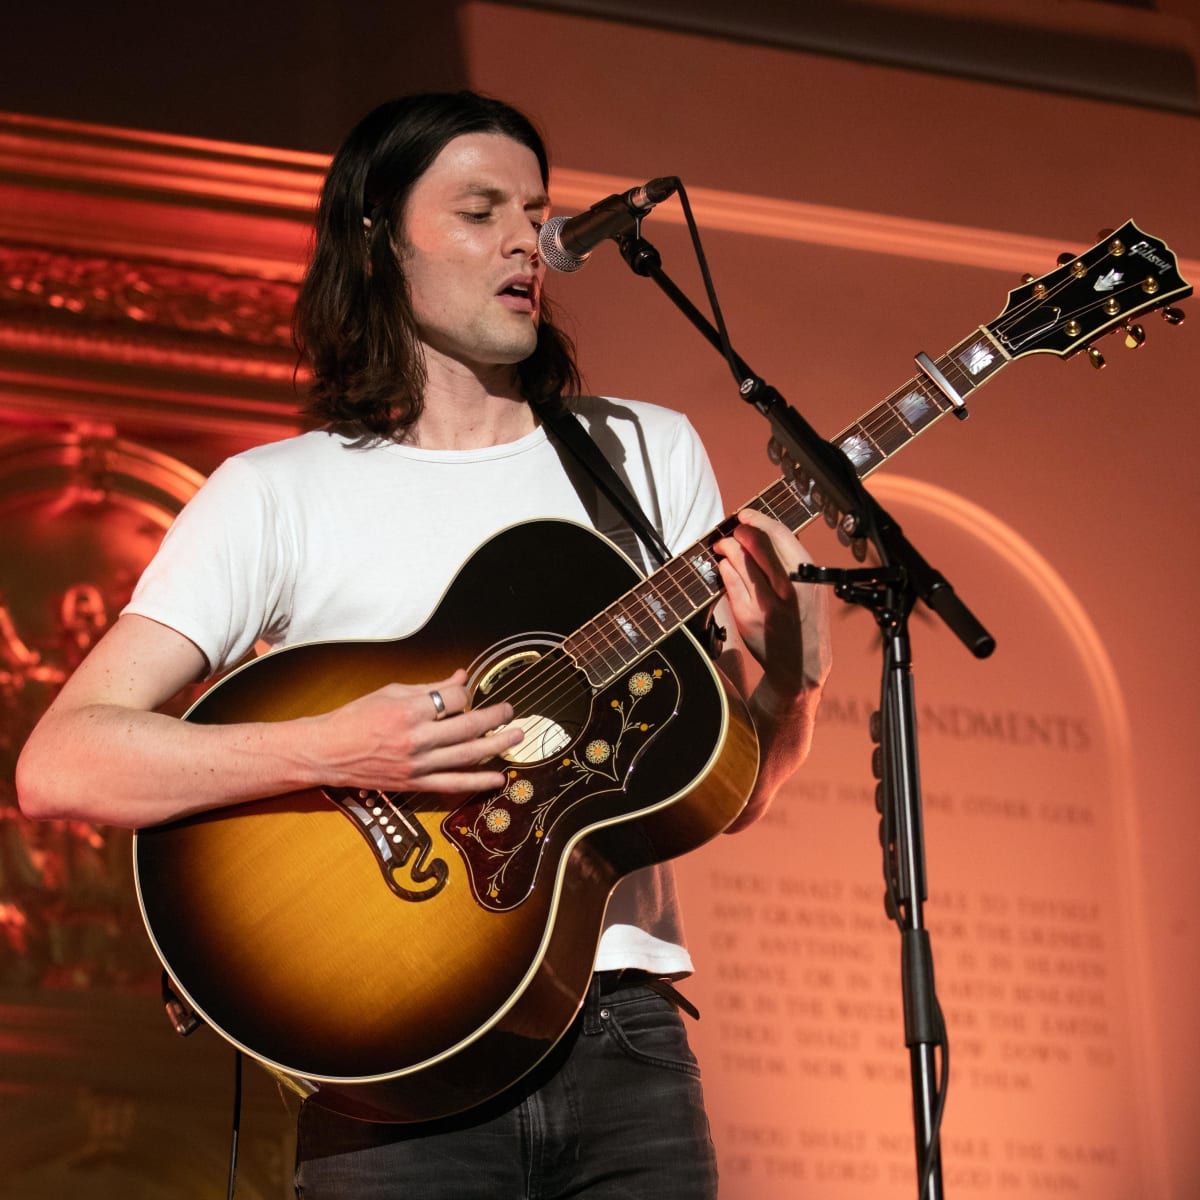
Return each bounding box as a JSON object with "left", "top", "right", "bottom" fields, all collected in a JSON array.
[
  {"left": 917, "top": 1000, "right": 950, "bottom": 1200},
  {"left": 227, "top": 1050, "right": 242, "bottom": 1200},
  {"left": 674, "top": 181, "right": 744, "bottom": 390}
]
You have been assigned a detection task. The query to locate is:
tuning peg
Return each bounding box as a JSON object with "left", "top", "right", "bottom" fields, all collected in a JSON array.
[
  {"left": 1162, "top": 307, "right": 1186, "bottom": 326},
  {"left": 1096, "top": 227, "right": 1115, "bottom": 241},
  {"left": 1056, "top": 252, "right": 1075, "bottom": 265},
  {"left": 1087, "top": 347, "right": 1106, "bottom": 369},
  {"left": 1021, "top": 272, "right": 1035, "bottom": 284},
  {"left": 1123, "top": 323, "right": 1146, "bottom": 349}
]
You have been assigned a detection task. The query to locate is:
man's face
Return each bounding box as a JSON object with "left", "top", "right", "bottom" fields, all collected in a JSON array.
[{"left": 398, "top": 132, "right": 549, "bottom": 373}]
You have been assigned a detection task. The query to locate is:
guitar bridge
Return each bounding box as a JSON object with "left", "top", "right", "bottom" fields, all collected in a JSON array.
[{"left": 323, "top": 787, "right": 448, "bottom": 901}]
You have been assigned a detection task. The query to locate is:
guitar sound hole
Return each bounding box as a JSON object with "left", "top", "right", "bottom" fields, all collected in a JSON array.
[{"left": 468, "top": 636, "right": 592, "bottom": 766}]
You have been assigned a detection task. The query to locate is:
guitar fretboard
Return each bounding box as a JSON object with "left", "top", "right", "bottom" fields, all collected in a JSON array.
[{"left": 562, "top": 327, "right": 1009, "bottom": 685}]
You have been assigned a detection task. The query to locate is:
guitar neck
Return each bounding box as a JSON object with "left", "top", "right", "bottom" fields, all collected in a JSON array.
[{"left": 561, "top": 325, "right": 1011, "bottom": 685}]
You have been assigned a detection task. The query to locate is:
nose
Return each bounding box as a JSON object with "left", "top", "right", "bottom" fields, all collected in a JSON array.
[{"left": 503, "top": 209, "right": 540, "bottom": 261}]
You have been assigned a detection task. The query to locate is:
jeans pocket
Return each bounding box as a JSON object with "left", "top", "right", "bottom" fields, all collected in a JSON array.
[{"left": 601, "top": 990, "right": 702, "bottom": 1077}]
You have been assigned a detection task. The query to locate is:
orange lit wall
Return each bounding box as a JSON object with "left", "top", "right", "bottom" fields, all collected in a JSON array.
[
  {"left": 460, "top": 5, "right": 1200, "bottom": 1196},
  {"left": 1, "top": 3, "right": 1198, "bottom": 1196}
]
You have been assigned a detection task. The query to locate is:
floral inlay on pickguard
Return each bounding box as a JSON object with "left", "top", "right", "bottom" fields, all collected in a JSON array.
[{"left": 443, "top": 655, "right": 679, "bottom": 911}]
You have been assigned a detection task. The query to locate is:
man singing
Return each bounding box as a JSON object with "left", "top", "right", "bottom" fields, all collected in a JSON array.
[{"left": 18, "top": 92, "right": 831, "bottom": 1197}]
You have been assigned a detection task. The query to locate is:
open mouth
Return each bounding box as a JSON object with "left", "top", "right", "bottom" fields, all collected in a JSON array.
[{"left": 497, "top": 278, "right": 537, "bottom": 311}]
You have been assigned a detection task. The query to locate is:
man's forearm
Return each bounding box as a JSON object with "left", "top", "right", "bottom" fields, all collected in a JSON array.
[
  {"left": 725, "top": 677, "right": 824, "bottom": 834},
  {"left": 16, "top": 704, "right": 323, "bottom": 829}
]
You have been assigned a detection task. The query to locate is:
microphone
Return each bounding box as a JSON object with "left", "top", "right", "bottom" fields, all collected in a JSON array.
[{"left": 538, "top": 176, "right": 678, "bottom": 273}]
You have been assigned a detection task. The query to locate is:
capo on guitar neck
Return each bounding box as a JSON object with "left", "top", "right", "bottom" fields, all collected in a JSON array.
[{"left": 914, "top": 352, "right": 969, "bottom": 420}]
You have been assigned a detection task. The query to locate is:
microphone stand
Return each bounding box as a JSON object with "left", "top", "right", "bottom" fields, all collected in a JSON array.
[{"left": 615, "top": 229, "right": 996, "bottom": 1199}]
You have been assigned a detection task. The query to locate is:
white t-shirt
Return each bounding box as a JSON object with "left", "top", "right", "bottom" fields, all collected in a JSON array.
[{"left": 125, "top": 395, "right": 727, "bottom": 975}]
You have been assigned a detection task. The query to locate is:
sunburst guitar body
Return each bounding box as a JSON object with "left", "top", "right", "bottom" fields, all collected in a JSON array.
[{"left": 134, "top": 518, "right": 759, "bottom": 1122}]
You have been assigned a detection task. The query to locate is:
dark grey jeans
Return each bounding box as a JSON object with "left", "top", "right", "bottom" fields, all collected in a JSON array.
[{"left": 294, "top": 973, "right": 718, "bottom": 1198}]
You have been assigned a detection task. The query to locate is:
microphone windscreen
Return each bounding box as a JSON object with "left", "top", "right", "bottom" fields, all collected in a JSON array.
[{"left": 537, "top": 216, "right": 588, "bottom": 274}]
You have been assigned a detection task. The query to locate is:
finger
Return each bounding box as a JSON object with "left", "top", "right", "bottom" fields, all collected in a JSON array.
[
  {"left": 739, "top": 509, "right": 818, "bottom": 575},
  {"left": 728, "top": 523, "right": 792, "bottom": 601},
  {"left": 419, "top": 669, "right": 470, "bottom": 717},
  {"left": 714, "top": 538, "right": 754, "bottom": 608},
  {"left": 421, "top": 725, "right": 524, "bottom": 772},
  {"left": 417, "top": 769, "right": 510, "bottom": 795},
  {"left": 379, "top": 675, "right": 469, "bottom": 719},
  {"left": 736, "top": 506, "right": 793, "bottom": 538},
  {"left": 737, "top": 508, "right": 809, "bottom": 559},
  {"left": 422, "top": 701, "right": 518, "bottom": 748},
  {"left": 733, "top": 520, "right": 795, "bottom": 600}
]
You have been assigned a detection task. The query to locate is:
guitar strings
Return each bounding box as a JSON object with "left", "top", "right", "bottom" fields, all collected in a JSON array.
[
  {"left": 388, "top": 243, "right": 1152, "bottom": 815},
  {"left": 358, "top": 490, "right": 799, "bottom": 820},
  {"left": 442, "top": 482, "right": 809, "bottom": 760}
]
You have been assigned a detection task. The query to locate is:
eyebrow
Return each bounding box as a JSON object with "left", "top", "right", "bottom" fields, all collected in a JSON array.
[{"left": 456, "top": 184, "right": 550, "bottom": 209}]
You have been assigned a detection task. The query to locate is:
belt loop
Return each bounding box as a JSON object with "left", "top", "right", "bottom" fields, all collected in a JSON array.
[{"left": 582, "top": 972, "right": 604, "bottom": 1035}]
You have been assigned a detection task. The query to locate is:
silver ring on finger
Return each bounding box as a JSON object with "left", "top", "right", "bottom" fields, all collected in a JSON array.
[{"left": 429, "top": 689, "right": 446, "bottom": 720}]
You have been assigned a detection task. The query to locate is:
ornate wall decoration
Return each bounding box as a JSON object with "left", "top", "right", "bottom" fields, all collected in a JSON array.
[
  {"left": 0, "top": 111, "right": 323, "bottom": 438},
  {"left": 0, "top": 430, "right": 204, "bottom": 991},
  {"left": 0, "top": 114, "right": 313, "bottom": 1198},
  {"left": 0, "top": 245, "right": 296, "bottom": 348}
]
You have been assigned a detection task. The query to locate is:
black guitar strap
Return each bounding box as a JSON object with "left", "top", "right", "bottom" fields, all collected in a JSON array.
[
  {"left": 538, "top": 397, "right": 673, "bottom": 567},
  {"left": 538, "top": 397, "right": 725, "bottom": 660}
]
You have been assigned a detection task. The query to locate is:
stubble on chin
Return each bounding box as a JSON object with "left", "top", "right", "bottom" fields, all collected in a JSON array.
[{"left": 480, "top": 312, "right": 540, "bottom": 365}]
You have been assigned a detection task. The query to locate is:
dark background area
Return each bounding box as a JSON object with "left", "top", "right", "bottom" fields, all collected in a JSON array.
[{"left": 3, "top": 0, "right": 1196, "bottom": 157}]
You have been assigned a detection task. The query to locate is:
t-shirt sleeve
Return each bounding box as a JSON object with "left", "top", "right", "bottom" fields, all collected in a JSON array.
[
  {"left": 121, "top": 456, "right": 292, "bottom": 677},
  {"left": 663, "top": 415, "right": 726, "bottom": 554}
]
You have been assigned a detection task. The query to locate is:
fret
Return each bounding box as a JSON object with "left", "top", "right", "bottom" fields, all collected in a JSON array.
[
  {"left": 593, "top": 612, "right": 639, "bottom": 666},
  {"left": 651, "top": 561, "right": 701, "bottom": 618},
  {"left": 629, "top": 581, "right": 672, "bottom": 634},
  {"left": 563, "top": 635, "right": 611, "bottom": 681},
  {"left": 753, "top": 490, "right": 787, "bottom": 523},
  {"left": 564, "top": 617, "right": 625, "bottom": 677},
  {"left": 678, "top": 547, "right": 723, "bottom": 601},
  {"left": 885, "top": 380, "right": 942, "bottom": 437},
  {"left": 562, "top": 319, "right": 1021, "bottom": 687},
  {"left": 746, "top": 478, "right": 817, "bottom": 537},
  {"left": 865, "top": 408, "right": 911, "bottom": 457},
  {"left": 947, "top": 328, "right": 1006, "bottom": 389},
  {"left": 938, "top": 352, "right": 973, "bottom": 399},
  {"left": 611, "top": 599, "right": 658, "bottom": 648},
  {"left": 836, "top": 424, "right": 886, "bottom": 475},
  {"left": 757, "top": 488, "right": 812, "bottom": 533}
]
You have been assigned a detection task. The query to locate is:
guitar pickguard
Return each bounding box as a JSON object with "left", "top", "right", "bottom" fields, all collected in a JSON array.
[{"left": 443, "top": 654, "right": 679, "bottom": 912}]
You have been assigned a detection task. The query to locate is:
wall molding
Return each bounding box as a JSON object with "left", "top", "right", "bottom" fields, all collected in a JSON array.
[
  {"left": 551, "top": 167, "right": 1200, "bottom": 280},
  {"left": 0, "top": 112, "right": 1192, "bottom": 437}
]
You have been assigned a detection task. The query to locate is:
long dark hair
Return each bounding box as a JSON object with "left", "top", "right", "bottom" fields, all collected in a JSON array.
[{"left": 293, "top": 92, "right": 580, "bottom": 441}]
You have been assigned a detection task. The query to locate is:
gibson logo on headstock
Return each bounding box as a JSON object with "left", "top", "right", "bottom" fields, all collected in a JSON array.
[{"left": 1130, "top": 240, "right": 1172, "bottom": 274}]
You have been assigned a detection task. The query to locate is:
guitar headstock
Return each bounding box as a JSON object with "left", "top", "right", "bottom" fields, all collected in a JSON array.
[{"left": 988, "top": 220, "right": 1191, "bottom": 362}]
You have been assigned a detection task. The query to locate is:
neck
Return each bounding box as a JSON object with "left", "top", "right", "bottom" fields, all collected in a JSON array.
[{"left": 405, "top": 348, "right": 536, "bottom": 450}]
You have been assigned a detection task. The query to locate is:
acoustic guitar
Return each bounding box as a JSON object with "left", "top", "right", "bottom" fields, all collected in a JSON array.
[{"left": 134, "top": 221, "right": 1190, "bottom": 1122}]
